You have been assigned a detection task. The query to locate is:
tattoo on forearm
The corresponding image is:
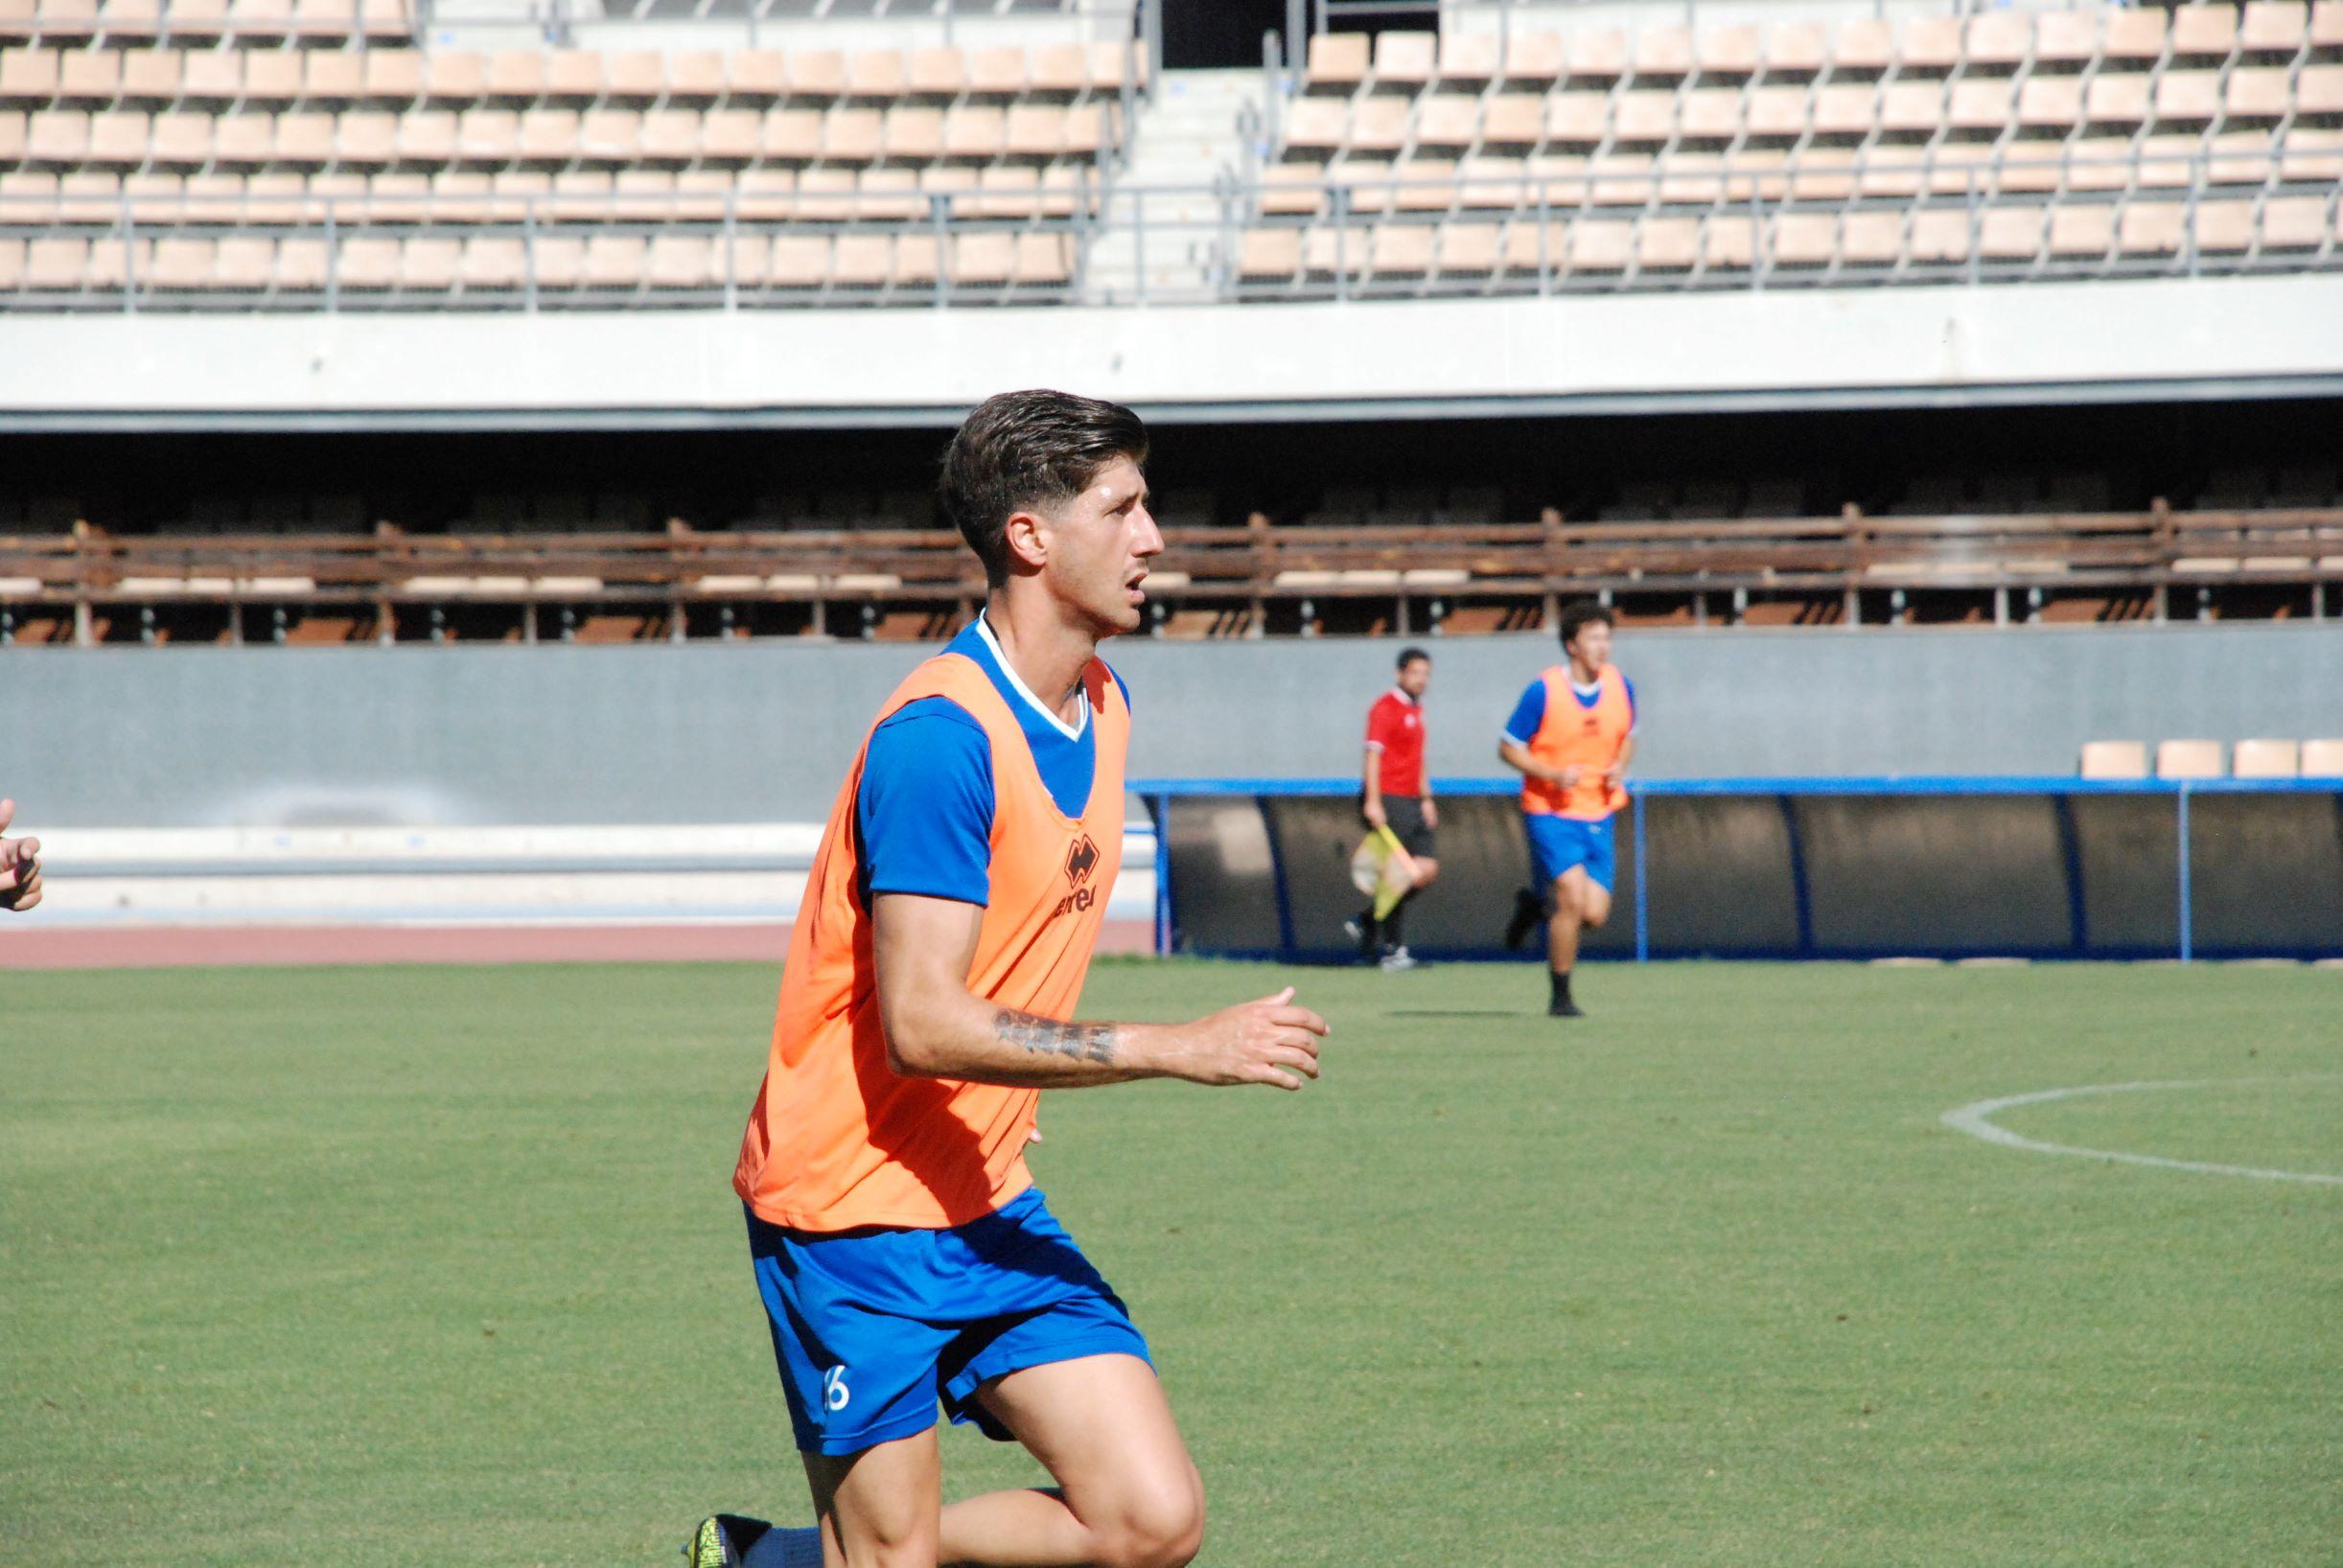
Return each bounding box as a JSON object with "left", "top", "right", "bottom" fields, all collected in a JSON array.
[{"left": 993, "top": 1009, "right": 1119, "bottom": 1066}]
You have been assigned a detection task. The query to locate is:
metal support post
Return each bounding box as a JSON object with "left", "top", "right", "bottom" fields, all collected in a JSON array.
[
  {"left": 1140, "top": 0, "right": 1162, "bottom": 106},
  {"left": 1633, "top": 791, "right": 1650, "bottom": 963},
  {"left": 2176, "top": 782, "right": 2193, "bottom": 963},
  {"left": 1152, "top": 794, "right": 1173, "bottom": 956}
]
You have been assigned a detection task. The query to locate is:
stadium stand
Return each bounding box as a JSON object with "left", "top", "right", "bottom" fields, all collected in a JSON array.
[
  {"left": 5, "top": 496, "right": 2340, "bottom": 644},
  {"left": 2, "top": 1, "right": 2337, "bottom": 305},
  {"left": 1239, "top": 2, "right": 2343, "bottom": 296},
  {"left": 0, "top": 1, "right": 1136, "bottom": 304}
]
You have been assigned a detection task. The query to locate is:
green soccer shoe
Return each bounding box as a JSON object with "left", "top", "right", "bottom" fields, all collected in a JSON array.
[{"left": 683, "top": 1514, "right": 772, "bottom": 1568}]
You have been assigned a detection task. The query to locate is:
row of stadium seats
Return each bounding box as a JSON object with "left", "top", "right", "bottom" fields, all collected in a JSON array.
[
  {"left": 1302, "top": 7, "right": 2343, "bottom": 96},
  {"left": 0, "top": 225, "right": 1077, "bottom": 293},
  {"left": 1236, "top": 195, "right": 2343, "bottom": 292},
  {"left": 0, "top": 41, "right": 1142, "bottom": 110},
  {"left": 0, "top": 0, "right": 410, "bottom": 45},
  {"left": 1264, "top": 73, "right": 2343, "bottom": 208},
  {"left": 15, "top": 189, "right": 2331, "bottom": 297},
  {"left": 1238, "top": 8, "right": 2343, "bottom": 297},
  {"left": 0, "top": 162, "right": 1097, "bottom": 222},
  {"left": 2082, "top": 737, "right": 2343, "bottom": 778},
  {"left": 0, "top": 102, "right": 1124, "bottom": 170}
]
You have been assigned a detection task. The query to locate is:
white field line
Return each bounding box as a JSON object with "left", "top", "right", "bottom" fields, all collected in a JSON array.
[{"left": 1940, "top": 1078, "right": 2343, "bottom": 1188}]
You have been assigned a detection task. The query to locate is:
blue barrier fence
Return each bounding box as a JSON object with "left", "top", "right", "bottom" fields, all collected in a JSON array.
[{"left": 1132, "top": 776, "right": 2343, "bottom": 964}]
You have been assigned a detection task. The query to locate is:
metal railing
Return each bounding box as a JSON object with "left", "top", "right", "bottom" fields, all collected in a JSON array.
[
  {"left": 4, "top": 143, "right": 2337, "bottom": 310},
  {"left": 1310, "top": 0, "right": 2122, "bottom": 34},
  {"left": 4, "top": 507, "right": 2339, "bottom": 648}
]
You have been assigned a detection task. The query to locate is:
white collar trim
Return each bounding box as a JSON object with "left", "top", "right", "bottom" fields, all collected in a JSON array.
[
  {"left": 1387, "top": 686, "right": 1419, "bottom": 706},
  {"left": 975, "top": 613, "right": 1088, "bottom": 743}
]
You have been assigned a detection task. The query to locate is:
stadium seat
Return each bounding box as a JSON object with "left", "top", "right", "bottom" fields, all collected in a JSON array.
[
  {"left": 1762, "top": 21, "right": 1827, "bottom": 81},
  {"left": 2170, "top": 3, "right": 2240, "bottom": 64},
  {"left": 1370, "top": 32, "right": 1435, "bottom": 94},
  {"left": 1631, "top": 24, "right": 1692, "bottom": 84},
  {"left": 2049, "top": 204, "right": 2115, "bottom": 261},
  {"left": 1980, "top": 205, "right": 2046, "bottom": 263},
  {"left": 1432, "top": 219, "right": 1497, "bottom": 280},
  {"left": 2118, "top": 201, "right": 2187, "bottom": 257},
  {"left": 1696, "top": 24, "right": 1760, "bottom": 82},
  {"left": 2079, "top": 740, "right": 2149, "bottom": 779},
  {"left": 1831, "top": 17, "right": 1895, "bottom": 80},
  {"left": 1962, "top": 12, "right": 2030, "bottom": 75},
  {"left": 1496, "top": 31, "right": 1564, "bottom": 90},
  {"left": 1434, "top": 31, "right": 1496, "bottom": 92},
  {"left": 2192, "top": 199, "right": 2257, "bottom": 253},
  {"left": 2301, "top": 740, "right": 2343, "bottom": 777},
  {"left": 1770, "top": 212, "right": 1836, "bottom": 269},
  {"left": 1306, "top": 33, "right": 1368, "bottom": 95},
  {"left": 1840, "top": 211, "right": 1903, "bottom": 268},
  {"left": 2100, "top": 8, "right": 2169, "bottom": 69},
  {"left": 1567, "top": 218, "right": 1632, "bottom": 273},
  {"left": 1237, "top": 226, "right": 1300, "bottom": 282},
  {"left": 2232, "top": 738, "right": 2303, "bottom": 777},
  {"left": 1565, "top": 27, "right": 1627, "bottom": 85},
  {"left": 2155, "top": 740, "right": 2225, "bottom": 780}
]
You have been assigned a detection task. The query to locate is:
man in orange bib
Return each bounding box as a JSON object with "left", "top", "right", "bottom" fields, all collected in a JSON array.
[
  {"left": 1497, "top": 602, "right": 1636, "bottom": 1019},
  {"left": 690, "top": 392, "right": 1330, "bottom": 1568}
]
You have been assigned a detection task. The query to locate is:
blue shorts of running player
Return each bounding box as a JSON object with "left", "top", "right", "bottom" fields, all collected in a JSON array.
[
  {"left": 1524, "top": 813, "right": 1616, "bottom": 893},
  {"left": 746, "top": 1186, "right": 1151, "bottom": 1455}
]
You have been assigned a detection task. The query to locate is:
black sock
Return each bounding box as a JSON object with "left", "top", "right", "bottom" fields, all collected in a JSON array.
[
  {"left": 1549, "top": 969, "right": 1572, "bottom": 1005},
  {"left": 1383, "top": 898, "right": 1407, "bottom": 948}
]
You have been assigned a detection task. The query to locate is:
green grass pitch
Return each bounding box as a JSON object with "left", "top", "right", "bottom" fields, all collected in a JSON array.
[{"left": 5, "top": 959, "right": 2339, "bottom": 1567}]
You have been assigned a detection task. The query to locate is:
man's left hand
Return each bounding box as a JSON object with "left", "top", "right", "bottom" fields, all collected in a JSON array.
[{"left": 1421, "top": 798, "right": 1438, "bottom": 829}]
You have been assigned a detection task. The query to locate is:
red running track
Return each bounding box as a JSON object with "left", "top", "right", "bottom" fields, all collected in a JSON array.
[{"left": 2, "top": 921, "right": 1158, "bottom": 971}]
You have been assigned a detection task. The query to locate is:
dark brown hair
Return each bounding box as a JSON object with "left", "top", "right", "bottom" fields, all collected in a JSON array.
[
  {"left": 938, "top": 390, "right": 1149, "bottom": 586},
  {"left": 1557, "top": 600, "right": 1614, "bottom": 651}
]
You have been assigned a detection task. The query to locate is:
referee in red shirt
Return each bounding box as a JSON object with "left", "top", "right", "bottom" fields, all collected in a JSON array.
[{"left": 1349, "top": 647, "right": 1440, "bottom": 969}]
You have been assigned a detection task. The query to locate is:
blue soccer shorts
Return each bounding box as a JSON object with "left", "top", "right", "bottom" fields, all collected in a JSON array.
[
  {"left": 1524, "top": 813, "right": 1616, "bottom": 893},
  {"left": 746, "top": 1187, "right": 1152, "bottom": 1456}
]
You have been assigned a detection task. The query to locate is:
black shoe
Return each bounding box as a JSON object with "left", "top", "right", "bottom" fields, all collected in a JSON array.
[
  {"left": 1547, "top": 997, "right": 1586, "bottom": 1019},
  {"left": 684, "top": 1515, "right": 772, "bottom": 1568},
  {"left": 1503, "top": 888, "right": 1543, "bottom": 951}
]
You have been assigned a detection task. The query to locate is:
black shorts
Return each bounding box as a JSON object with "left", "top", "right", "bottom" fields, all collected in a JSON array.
[{"left": 1380, "top": 795, "right": 1437, "bottom": 860}]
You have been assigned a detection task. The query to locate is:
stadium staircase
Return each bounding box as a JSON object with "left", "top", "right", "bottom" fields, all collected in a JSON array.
[{"left": 1078, "top": 65, "right": 1261, "bottom": 303}]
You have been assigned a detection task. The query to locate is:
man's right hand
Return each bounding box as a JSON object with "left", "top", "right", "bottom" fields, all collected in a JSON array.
[
  {"left": 0, "top": 798, "right": 43, "bottom": 913},
  {"left": 1361, "top": 798, "right": 1387, "bottom": 831},
  {"left": 1159, "top": 986, "right": 1328, "bottom": 1091}
]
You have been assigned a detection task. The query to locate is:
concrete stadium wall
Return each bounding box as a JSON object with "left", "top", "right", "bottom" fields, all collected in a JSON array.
[
  {"left": 11, "top": 622, "right": 2342, "bottom": 827},
  {"left": 4, "top": 275, "right": 2339, "bottom": 427}
]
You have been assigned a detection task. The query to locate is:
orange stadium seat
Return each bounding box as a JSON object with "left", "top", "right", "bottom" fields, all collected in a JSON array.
[
  {"left": 2079, "top": 741, "right": 2148, "bottom": 779},
  {"left": 2232, "top": 739, "right": 2302, "bottom": 777},
  {"left": 2155, "top": 740, "right": 2225, "bottom": 780}
]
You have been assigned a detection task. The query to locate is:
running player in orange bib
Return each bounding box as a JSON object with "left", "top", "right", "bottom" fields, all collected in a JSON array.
[
  {"left": 1498, "top": 602, "right": 1636, "bottom": 1019},
  {"left": 688, "top": 391, "right": 1330, "bottom": 1568}
]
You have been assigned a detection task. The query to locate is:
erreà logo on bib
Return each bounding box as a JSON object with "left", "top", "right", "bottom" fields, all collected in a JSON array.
[{"left": 1054, "top": 835, "right": 1102, "bottom": 920}]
